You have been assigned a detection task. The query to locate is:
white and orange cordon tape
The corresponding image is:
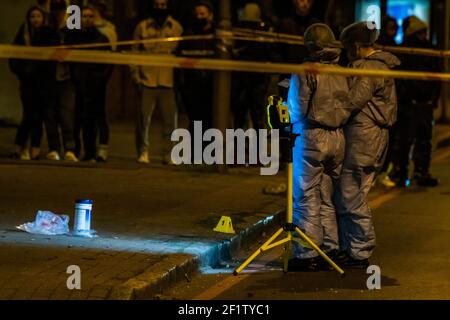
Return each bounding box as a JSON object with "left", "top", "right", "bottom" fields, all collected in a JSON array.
[{"left": 0, "top": 28, "right": 450, "bottom": 82}]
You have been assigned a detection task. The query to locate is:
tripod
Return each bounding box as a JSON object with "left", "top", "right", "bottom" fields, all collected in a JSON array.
[{"left": 233, "top": 121, "right": 345, "bottom": 276}]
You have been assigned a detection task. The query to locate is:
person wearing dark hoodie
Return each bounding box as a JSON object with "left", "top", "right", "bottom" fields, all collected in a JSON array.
[
  {"left": 233, "top": 2, "right": 273, "bottom": 131},
  {"left": 393, "top": 16, "right": 441, "bottom": 188},
  {"left": 376, "top": 15, "right": 399, "bottom": 189},
  {"left": 277, "top": 0, "right": 321, "bottom": 64},
  {"left": 276, "top": 0, "right": 321, "bottom": 99},
  {"left": 287, "top": 24, "right": 350, "bottom": 271},
  {"left": 71, "top": 6, "right": 112, "bottom": 162},
  {"left": 9, "top": 5, "right": 59, "bottom": 161},
  {"left": 337, "top": 22, "right": 400, "bottom": 268},
  {"left": 377, "top": 15, "right": 399, "bottom": 47},
  {"left": 45, "top": 0, "right": 79, "bottom": 162}
]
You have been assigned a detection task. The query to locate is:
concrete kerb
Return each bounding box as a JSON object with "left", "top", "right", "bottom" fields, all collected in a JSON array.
[{"left": 108, "top": 209, "right": 285, "bottom": 300}]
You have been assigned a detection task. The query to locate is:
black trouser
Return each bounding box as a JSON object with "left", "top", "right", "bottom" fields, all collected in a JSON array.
[
  {"left": 55, "top": 80, "right": 77, "bottom": 152},
  {"left": 74, "top": 78, "right": 108, "bottom": 160},
  {"left": 40, "top": 82, "right": 63, "bottom": 153},
  {"left": 182, "top": 72, "right": 213, "bottom": 161},
  {"left": 15, "top": 83, "right": 44, "bottom": 149},
  {"left": 233, "top": 73, "right": 268, "bottom": 130},
  {"left": 394, "top": 105, "right": 434, "bottom": 178},
  {"left": 183, "top": 76, "right": 213, "bottom": 133}
]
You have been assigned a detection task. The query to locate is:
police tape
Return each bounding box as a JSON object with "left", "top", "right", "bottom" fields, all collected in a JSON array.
[
  {"left": 1, "top": 44, "right": 450, "bottom": 82},
  {"left": 44, "top": 27, "right": 450, "bottom": 58},
  {"left": 234, "top": 28, "right": 450, "bottom": 58},
  {"left": 53, "top": 34, "right": 216, "bottom": 50},
  {"left": 53, "top": 31, "right": 306, "bottom": 50}
]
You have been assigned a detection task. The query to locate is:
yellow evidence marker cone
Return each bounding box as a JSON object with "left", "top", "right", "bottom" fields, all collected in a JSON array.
[{"left": 214, "top": 216, "right": 235, "bottom": 234}]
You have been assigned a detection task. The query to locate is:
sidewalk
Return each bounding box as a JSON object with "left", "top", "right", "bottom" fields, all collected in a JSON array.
[
  {"left": 0, "top": 163, "right": 285, "bottom": 300},
  {"left": 0, "top": 120, "right": 286, "bottom": 300}
]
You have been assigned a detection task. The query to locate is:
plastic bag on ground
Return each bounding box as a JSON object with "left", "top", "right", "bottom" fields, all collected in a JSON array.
[{"left": 16, "top": 211, "right": 70, "bottom": 236}]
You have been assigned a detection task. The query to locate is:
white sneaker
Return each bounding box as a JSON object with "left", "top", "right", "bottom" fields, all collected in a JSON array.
[
  {"left": 97, "top": 145, "right": 108, "bottom": 163},
  {"left": 381, "top": 175, "right": 396, "bottom": 188},
  {"left": 137, "top": 152, "right": 150, "bottom": 164},
  {"left": 19, "top": 149, "right": 31, "bottom": 161},
  {"left": 64, "top": 151, "right": 79, "bottom": 162},
  {"left": 46, "top": 151, "right": 61, "bottom": 161}
]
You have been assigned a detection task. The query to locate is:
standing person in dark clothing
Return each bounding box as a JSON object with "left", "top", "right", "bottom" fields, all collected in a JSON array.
[
  {"left": 179, "top": 1, "right": 216, "bottom": 137},
  {"left": 47, "top": 0, "right": 79, "bottom": 162},
  {"left": 9, "top": 6, "right": 58, "bottom": 161},
  {"left": 72, "top": 6, "right": 112, "bottom": 162},
  {"left": 378, "top": 16, "right": 399, "bottom": 46},
  {"left": 233, "top": 2, "right": 273, "bottom": 130},
  {"left": 93, "top": 0, "right": 118, "bottom": 162},
  {"left": 393, "top": 16, "right": 441, "bottom": 187},
  {"left": 276, "top": 0, "right": 321, "bottom": 100},
  {"left": 277, "top": 0, "right": 321, "bottom": 64},
  {"left": 376, "top": 15, "right": 399, "bottom": 188}
]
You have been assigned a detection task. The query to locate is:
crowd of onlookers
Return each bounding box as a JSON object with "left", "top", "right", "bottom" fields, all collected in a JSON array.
[
  {"left": 8, "top": 0, "right": 441, "bottom": 187},
  {"left": 10, "top": 0, "right": 115, "bottom": 163}
]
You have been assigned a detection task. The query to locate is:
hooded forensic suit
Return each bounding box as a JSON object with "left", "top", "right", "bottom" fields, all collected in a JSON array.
[
  {"left": 288, "top": 47, "right": 351, "bottom": 259},
  {"left": 336, "top": 49, "right": 400, "bottom": 260}
]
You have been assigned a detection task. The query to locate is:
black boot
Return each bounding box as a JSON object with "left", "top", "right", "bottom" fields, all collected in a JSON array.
[
  {"left": 414, "top": 173, "right": 439, "bottom": 187},
  {"left": 288, "top": 257, "right": 321, "bottom": 272},
  {"left": 318, "top": 250, "right": 340, "bottom": 271},
  {"left": 337, "top": 252, "right": 369, "bottom": 269}
]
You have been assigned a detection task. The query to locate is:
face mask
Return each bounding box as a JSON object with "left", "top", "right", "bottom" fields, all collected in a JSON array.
[
  {"left": 151, "top": 8, "right": 169, "bottom": 23},
  {"left": 193, "top": 18, "right": 209, "bottom": 30}
]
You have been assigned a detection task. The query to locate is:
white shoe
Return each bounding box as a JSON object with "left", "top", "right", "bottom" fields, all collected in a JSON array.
[
  {"left": 137, "top": 152, "right": 150, "bottom": 164},
  {"left": 46, "top": 151, "right": 60, "bottom": 161},
  {"left": 381, "top": 175, "right": 396, "bottom": 188},
  {"left": 97, "top": 145, "right": 108, "bottom": 163},
  {"left": 64, "top": 151, "right": 79, "bottom": 162},
  {"left": 19, "top": 149, "right": 31, "bottom": 161}
]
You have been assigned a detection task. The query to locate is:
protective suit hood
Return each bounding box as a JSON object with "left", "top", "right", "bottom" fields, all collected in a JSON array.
[{"left": 356, "top": 51, "right": 400, "bottom": 69}]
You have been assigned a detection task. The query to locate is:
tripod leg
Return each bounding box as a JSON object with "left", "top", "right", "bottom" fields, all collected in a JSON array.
[
  {"left": 294, "top": 227, "right": 345, "bottom": 276},
  {"left": 234, "top": 228, "right": 284, "bottom": 276},
  {"left": 283, "top": 232, "right": 292, "bottom": 273}
]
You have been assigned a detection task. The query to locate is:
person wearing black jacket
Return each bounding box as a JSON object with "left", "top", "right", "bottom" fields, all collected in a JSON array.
[
  {"left": 233, "top": 2, "right": 273, "bottom": 131},
  {"left": 394, "top": 16, "right": 441, "bottom": 187},
  {"left": 277, "top": 0, "right": 321, "bottom": 64},
  {"left": 72, "top": 6, "right": 112, "bottom": 162},
  {"left": 179, "top": 1, "right": 216, "bottom": 137},
  {"left": 276, "top": 0, "right": 321, "bottom": 99},
  {"left": 9, "top": 6, "right": 59, "bottom": 161},
  {"left": 46, "top": 0, "right": 79, "bottom": 162},
  {"left": 376, "top": 15, "right": 400, "bottom": 188}
]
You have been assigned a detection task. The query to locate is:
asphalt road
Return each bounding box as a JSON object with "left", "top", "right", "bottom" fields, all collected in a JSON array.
[{"left": 164, "top": 150, "right": 450, "bottom": 300}]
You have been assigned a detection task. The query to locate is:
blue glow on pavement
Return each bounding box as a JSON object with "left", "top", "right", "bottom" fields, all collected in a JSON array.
[{"left": 405, "top": 179, "right": 411, "bottom": 187}]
